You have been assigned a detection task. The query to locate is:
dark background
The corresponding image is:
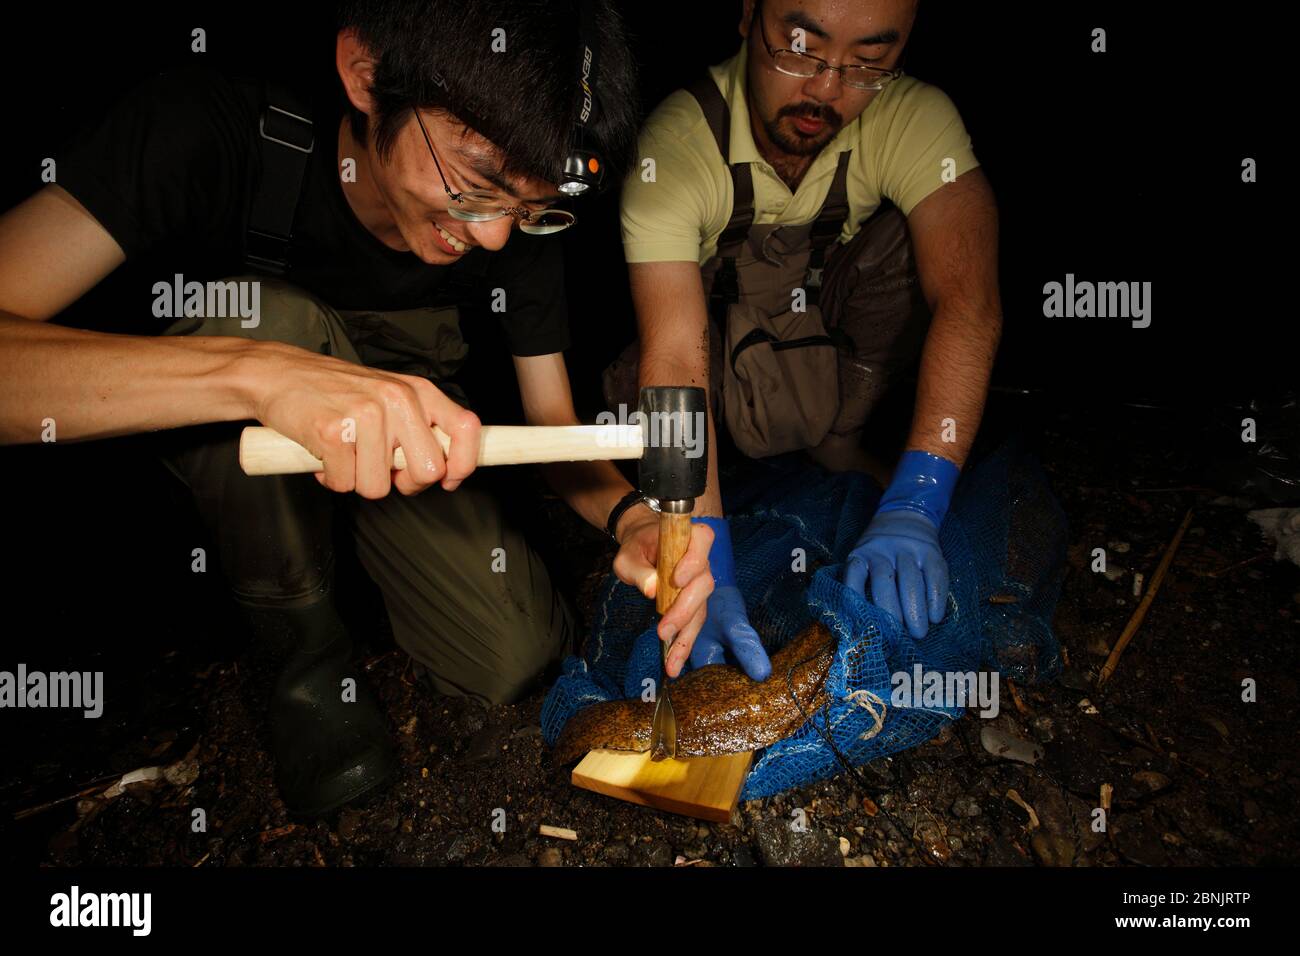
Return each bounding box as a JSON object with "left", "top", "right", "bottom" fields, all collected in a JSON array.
[
  {"left": 0, "top": 1, "right": 1283, "bottom": 404},
  {"left": 0, "top": 2, "right": 1283, "bottom": 818}
]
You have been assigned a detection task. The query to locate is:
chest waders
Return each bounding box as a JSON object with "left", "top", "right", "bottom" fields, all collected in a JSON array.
[
  {"left": 691, "top": 75, "right": 852, "bottom": 458},
  {"left": 152, "top": 80, "right": 396, "bottom": 815},
  {"left": 601, "top": 77, "right": 933, "bottom": 470}
]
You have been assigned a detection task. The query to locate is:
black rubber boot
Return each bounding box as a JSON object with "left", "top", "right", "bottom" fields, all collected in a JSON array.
[{"left": 243, "top": 589, "right": 398, "bottom": 816}]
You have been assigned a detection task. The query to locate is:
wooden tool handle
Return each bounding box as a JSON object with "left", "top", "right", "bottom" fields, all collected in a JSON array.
[
  {"left": 239, "top": 424, "right": 643, "bottom": 475},
  {"left": 655, "top": 511, "right": 694, "bottom": 616}
]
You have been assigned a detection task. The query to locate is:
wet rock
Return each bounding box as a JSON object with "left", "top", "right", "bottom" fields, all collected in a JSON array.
[
  {"left": 1031, "top": 783, "right": 1103, "bottom": 852},
  {"left": 462, "top": 724, "right": 508, "bottom": 764},
  {"left": 1132, "top": 770, "right": 1171, "bottom": 792},
  {"left": 1205, "top": 826, "right": 1239, "bottom": 851},
  {"left": 602, "top": 842, "right": 630, "bottom": 864},
  {"left": 1086, "top": 636, "right": 1112, "bottom": 657},
  {"left": 1058, "top": 669, "right": 1094, "bottom": 692},
  {"left": 1077, "top": 718, "right": 1126, "bottom": 754},
  {"left": 1111, "top": 745, "right": 1155, "bottom": 767},
  {"left": 456, "top": 705, "right": 487, "bottom": 736},
  {"left": 950, "top": 796, "right": 983, "bottom": 818},
  {"left": 633, "top": 843, "right": 674, "bottom": 867},
  {"left": 1113, "top": 816, "right": 1168, "bottom": 866},
  {"left": 754, "top": 818, "right": 843, "bottom": 867},
  {"left": 445, "top": 830, "right": 484, "bottom": 863},
  {"left": 983, "top": 836, "right": 1032, "bottom": 866},
  {"left": 844, "top": 855, "right": 877, "bottom": 867},
  {"left": 337, "top": 810, "right": 361, "bottom": 843},
  {"left": 1200, "top": 715, "right": 1230, "bottom": 741},
  {"left": 732, "top": 845, "right": 756, "bottom": 867},
  {"left": 1049, "top": 732, "right": 1109, "bottom": 792},
  {"left": 916, "top": 821, "right": 952, "bottom": 863},
  {"left": 1187, "top": 749, "right": 1231, "bottom": 773},
  {"left": 1031, "top": 832, "right": 1076, "bottom": 867},
  {"left": 536, "top": 846, "right": 564, "bottom": 867},
  {"left": 980, "top": 727, "right": 1043, "bottom": 765},
  {"left": 1030, "top": 716, "right": 1057, "bottom": 743}
]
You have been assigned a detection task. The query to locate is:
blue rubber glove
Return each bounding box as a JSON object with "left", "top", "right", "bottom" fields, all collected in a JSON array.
[
  {"left": 845, "top": 451, "right": 959, "bottom": 639},
  {"left": 690, "top": 517, "right": 772, "bottom": 681}
]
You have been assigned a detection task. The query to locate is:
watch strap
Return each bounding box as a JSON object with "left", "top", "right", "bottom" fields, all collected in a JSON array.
[{"left": 606, "top": 490, "right": 649, "bottom": 542}]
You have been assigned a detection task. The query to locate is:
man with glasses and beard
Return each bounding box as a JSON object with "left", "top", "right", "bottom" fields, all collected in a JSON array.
[
  {"left": 0, "top": 0, "right": 718, "bottom": 815},
  {"left": 609, "top": 0, "right": 1002, "bottom": 679}
]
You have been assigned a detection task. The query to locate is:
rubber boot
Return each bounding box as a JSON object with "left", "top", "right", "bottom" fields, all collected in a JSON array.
[{"left": 243, "top": 586, "right": 398, "bottom": 816}]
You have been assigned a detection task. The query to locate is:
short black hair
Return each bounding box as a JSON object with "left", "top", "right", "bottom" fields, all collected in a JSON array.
[{"left": 336, "top": 0, "right": 639, "bottom": 189}]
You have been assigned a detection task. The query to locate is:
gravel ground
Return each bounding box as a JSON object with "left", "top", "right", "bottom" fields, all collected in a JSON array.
[{"left": 6, "top": 398, "right": 1298, "bottom": 867}]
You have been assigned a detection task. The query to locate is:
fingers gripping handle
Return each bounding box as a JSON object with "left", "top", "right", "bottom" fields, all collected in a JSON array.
[{"left": 238, "top": 424, "right": 644, "bottom": 475}]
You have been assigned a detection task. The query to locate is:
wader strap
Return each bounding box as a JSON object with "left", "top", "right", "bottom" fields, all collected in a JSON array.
[
  {"left": 245, "top": 80, "right": 314, "bottom": 276},
  {"left": 686, "top": 76, "right": 754, "bottom": 324},
  {"left": 685, "top": 77, "right": 851, "bottom": 316},
  {"left": 806, "top": 150, "right": 852, "bottom": 305}
]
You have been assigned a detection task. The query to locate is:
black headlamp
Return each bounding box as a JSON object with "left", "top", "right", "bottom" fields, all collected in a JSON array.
[
  {"left": 560, "top": 142, "right": 604, "bottom": 196},
  {"left": 559, "top": 1, "right": 606, "bottom": 196}
]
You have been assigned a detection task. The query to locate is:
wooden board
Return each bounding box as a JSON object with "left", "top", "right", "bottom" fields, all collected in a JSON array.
[{"left": 571, "top": 749, "right": 753, "bottom": 823}]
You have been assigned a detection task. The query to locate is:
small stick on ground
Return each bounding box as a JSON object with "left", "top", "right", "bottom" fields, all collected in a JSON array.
[
  {"left": 539, "top": 824, "right": 577, "bottom": 841},
  {"left": 13, "top": 773, "right": 129, "bottom": 821},
  {"left": 1005, "top": 789, "right": 1040, "bottom": 830},
  {"left": 1143, "top": 722, "right": 1165, "bottom": 753},
  {"left": 1006, "top": 678, "right": 1027, "bottom": 715},
  {"left": 258, "top": 824, "right": 300, "bottom": 844},
  {"left": 1098, "top": 509, "right": 1194, "bottom": 690},
  {"left": 1207, "top": 551, "right": 1270, "bottom": 579}
]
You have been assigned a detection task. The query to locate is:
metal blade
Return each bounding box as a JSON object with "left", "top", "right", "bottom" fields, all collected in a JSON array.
[{"left": 649, "top": 639, "right": 678, "bottom": 761}]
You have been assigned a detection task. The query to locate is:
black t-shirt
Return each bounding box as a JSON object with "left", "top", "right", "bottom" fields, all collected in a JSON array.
[{"left": 54, "top": 66, "right": 570, "bottom": 357}]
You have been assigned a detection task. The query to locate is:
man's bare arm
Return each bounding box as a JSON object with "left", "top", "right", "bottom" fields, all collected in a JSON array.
[
  {"left": 627, "top": 260, "right": 724, "bottom": 518},
  {"left": 904, "top": 168, "right": 1002, "bottom": 469},
  {"left": 514, "top": 350, "right": 715, "bottom": 671},
  {"left": 512, "top": 351, "right": 639, "bottom": 532},
  {"left": 0, "top": 185, "right": 262, "bottom": 443},
  {"left": 0, "top": 186, "right": 478, "bottom": 498}
]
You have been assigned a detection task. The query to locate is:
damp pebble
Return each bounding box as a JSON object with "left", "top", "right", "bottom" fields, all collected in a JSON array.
[{"left": 980, "top": 727, "right": 1043, "bottom": 765}]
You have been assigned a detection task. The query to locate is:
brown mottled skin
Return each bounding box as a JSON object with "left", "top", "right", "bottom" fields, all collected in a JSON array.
[{"left": 552, "top": 623, "right": 835, "bottom": 764}]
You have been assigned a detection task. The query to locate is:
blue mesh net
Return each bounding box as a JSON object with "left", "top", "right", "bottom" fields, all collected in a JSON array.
[{"left": 543, "top": 440, "right": 1067, "bottom": 799}]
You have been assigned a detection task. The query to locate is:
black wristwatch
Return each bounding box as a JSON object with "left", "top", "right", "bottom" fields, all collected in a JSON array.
[{"left": 606, "top": 490, "right": 653, "bottom": 542}]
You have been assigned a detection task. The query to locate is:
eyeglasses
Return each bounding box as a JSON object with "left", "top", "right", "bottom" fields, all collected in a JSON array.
[
  {"left": 414, "top": 110, "right": 576, "bottom": 236},
  {"left": 754, "top": 1, "right": 903, "bottom": 92}
]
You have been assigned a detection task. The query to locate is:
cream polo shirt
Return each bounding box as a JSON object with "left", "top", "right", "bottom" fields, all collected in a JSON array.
[{"left": 621, "top": 42, "right": 981, "bottom": 265}]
